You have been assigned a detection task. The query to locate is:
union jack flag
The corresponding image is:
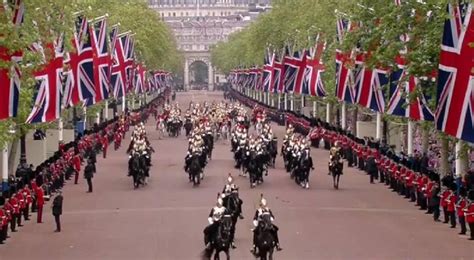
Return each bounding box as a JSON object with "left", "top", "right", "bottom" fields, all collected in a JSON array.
[
  {"left": 354, "top": 53, "right": 388, "bottom": 113},
  {"left": 302, "top": 40, "right": 326, "bottom": 97},
  {"left": 67, "top": 15, "right": 95, "bottom": 105},
  {"left": 335, "top": 19, "right": 356, "bottom": 103},
  {"left": 0, "top": 0, "right": 23, "bottom": 120},
  {"left": 134, "top": 63, "right": 147, "bottom": 94},
  {"left": 387, "top": 56, "right": 434, "bottom": 120},
  {"left": 26, "top": 42, "right": 63, "bottom": 123},
  {"left": 283, "top": 47, "right": 307, "bottom": 94},
  {"left": 111, "top": 34, "right": 130, "bottom": 98},
  {"left": 125, "top": 36, "right": 135, "bottom": 92},
  {"left": 262, "top": 50, "right": 274, "bottom": 93},
  {"left": 272, "top": 55, "right": 285, "bottom": 93},
  {"left": 435, "top": 2, "right": 474, "bottom": 142},
  {"left": 89, "top": 17, "right": 110, "bottom": 104}
]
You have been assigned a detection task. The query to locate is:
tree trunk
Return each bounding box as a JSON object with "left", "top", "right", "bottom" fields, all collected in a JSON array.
[
  {"left": 7, "top": 139, "right": 18, "bottom": 177},
  {"left": 440, "top": 134, "right": 449, "bottom": 177},
  {"left": 351, "top": 106, "right": 358, "bottom": 136},
  {"left": 421, "top": 126, "right": 429, "bottom": 154}
]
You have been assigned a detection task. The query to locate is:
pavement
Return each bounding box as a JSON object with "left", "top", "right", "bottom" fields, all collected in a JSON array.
[{"left": 1, "top": 90, "right": 473, "bottom": 260}]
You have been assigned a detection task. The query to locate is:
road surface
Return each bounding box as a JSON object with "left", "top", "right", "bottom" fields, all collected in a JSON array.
[{"left": 1, "top": 91, "right": 473, "bottom": 260}]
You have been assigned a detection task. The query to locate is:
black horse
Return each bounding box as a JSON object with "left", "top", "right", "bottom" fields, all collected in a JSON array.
[
  {"left": 254, "top": 214, "right": 275, "bottom": 260},
  {"left": 186, "top": 154, "right": 202, "bottom": 186},
  {"left": 222, "top": 193, "right": 243, "bottom": 248},
  {"left": 329, "top": 153, "right": 343, "bottom": 189},
  {"left": 247, "top": 151, "right": 263, "bottom": 188},
  {"left": 203, "top": 134, "right": 214, "bottom": 160},
  {"left": 168, "top": 120, "right": 182, "bottom": 137},
  {"left": 184, "top": 118, "right": 193, "bottom": 136},
  {"left": 129, "top": 154, "right": 146, "bottom": 189},
  {"left": 203, "top": 215, "right": 233, "bottom": 260},
  {"left": 294, "top": 150, "right": 313, "bottom": 189},
  {"left": 267, "top": 138, "right": 278, "bottom": 168}
]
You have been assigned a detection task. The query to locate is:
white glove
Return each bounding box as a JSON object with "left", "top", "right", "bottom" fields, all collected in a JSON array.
[
  {"left": 253, "top": 220, "right": 258, "bottom": 227},
  {"left": 208, "top": 217, "right": 214, "bottom": 225}
]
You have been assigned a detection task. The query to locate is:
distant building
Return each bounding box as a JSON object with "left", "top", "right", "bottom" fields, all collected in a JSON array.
[{"left": 148, "top": 0, "right": 271, "bottom": 90}]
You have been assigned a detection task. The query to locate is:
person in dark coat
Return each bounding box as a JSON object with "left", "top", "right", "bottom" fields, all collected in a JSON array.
[
  {"left": 52, "top": 191, "right": 63, "bottom": 232},
  {"left": 365, "top": 152, "right": 378, "bottom": 184},
  {"left": 84, "top": 159, "right": 96, "bottom": 193}
]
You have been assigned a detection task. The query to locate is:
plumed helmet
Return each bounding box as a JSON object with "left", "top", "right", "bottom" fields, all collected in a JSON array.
[{"left": 227, "top": 173, "right": 233, "bottom": 184}]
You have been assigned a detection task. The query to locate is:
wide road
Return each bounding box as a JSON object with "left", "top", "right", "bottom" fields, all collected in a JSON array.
[{"left": 1, "top": 91, "right": 473, "bottom": 260}]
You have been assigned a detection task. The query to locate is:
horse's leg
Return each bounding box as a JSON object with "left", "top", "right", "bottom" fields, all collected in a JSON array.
[
  {"left": 336, "top": 174, "right": 340, "bottom": 189},
  {"left": 332, "top": 174, "right": 336, "bottom": 189},
  {"left": 225, "top": 250, "right": 230, "bottom": 260}
]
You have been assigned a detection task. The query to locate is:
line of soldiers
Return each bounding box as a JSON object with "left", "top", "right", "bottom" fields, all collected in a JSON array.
[
  {"left": 308, "top": 124, "right": 474, "bottom": 240},
  {"left": 0, "top": 116, "right": 130, "bottom": 244}
]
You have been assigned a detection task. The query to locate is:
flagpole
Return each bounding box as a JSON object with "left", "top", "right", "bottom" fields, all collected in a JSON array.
[
  {"left": 83, "top": 106, "right": 87, "bottom": 129},
  {"left": 326, "top": 102, "right": 331, "bottom": 123},
  {"left": 122, "top": 96, "right": 126, "bottom": 114},
  {"left": 313, "top": 100, "right": 317, "bottom": 117},
  {"left": 58, "top": 117, "right": 64, "bottom": 143},
  {"left": 455, "top": 141, "right": 464, "bottom": 179},
  {"left": 341, "top": 103, "right": 346, "bottom": 129},
  {"left": 301, "top": 95, "right": 305, "bottom": 111},
  {"left": 376, "top": 112, "right": 382, "bottom": 140},
  {"left": 277, "top": 93, "right": 281, "bottom": 110},
  {"left": 104, "top": 100, "right": 109, "bottom": 120},
  {"left": 96, "top": 112, "right": 100, "bottom": 125},
  {"left": 88, "top": 14, "right": 109, "bottom": 23},
  {"left": 290, "top": 94, "right": 294, "bottom": 111},
  {"left": 407, "top": 120, "right": 414, "bottom": 155},
  {"left": 2, "top": 146, "right": 8, "bottom": 191},
  {"left": 284, "top": 93, "right": 288, "bottom": 110}
]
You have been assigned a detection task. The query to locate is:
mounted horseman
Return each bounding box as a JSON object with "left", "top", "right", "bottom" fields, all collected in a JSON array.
[
  {"left": 329, "top": 141, "right": 344, "bottom": 189},
  {"left": 221, "top": 174, "right": 244, "bottom": 249},
  {"left": 203, "top": 195, "right": 232, "bottom": 260},
  {"left": 251, "top": 194, "right": 282, "bottom": 258}
]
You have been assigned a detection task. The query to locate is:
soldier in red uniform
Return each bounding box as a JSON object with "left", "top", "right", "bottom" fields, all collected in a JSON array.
[
  {"left": 3, "top": 198, "right": 14, "bottom": 232},
  {"left": 0, "top": 208, "right": 8, "bottom": 243},
  {"left": 36, "top": 186, "right": 45, "bottom": 223},
  {"left": 72, "top": 153, "right": 82, "bottom": 185},
  {"left": 101, "top": 134, "right": 109, "bottom": 159},
  {"left": 446, "top": 184, "right": 457, "bottom": 228},
  {"left": 441, "top": 188, "right": 450, "bottom": 224},
  {"left": 463, "top": 190, "right": 474, "bottom": 240},
  {"left": 16, "top": 190, "right": 27, "bottom": 223},
  {"left": 457, "top": 188, "right": 468, "bottom": 235},
  {"left": 22, "top": 187, "right": 32, "bottom": 221},
  {"left": 9, "top": 194, "right": 21, "bottom": 230}
]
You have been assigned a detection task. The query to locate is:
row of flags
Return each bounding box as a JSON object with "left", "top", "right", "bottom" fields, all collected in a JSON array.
[
  {"left": 230, "top": 1, "right": 474, "bottom": 144},
  {"left": 228, "top": 40, "right": 327, "bottom": 99},
  {"left": 0, "top": 1, "right": 172, "bottom": 124}
]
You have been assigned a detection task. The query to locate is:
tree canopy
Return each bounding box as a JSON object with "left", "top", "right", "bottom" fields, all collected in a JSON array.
[{"left": 0, "top": 0, "right": 180, "bottom": 148}]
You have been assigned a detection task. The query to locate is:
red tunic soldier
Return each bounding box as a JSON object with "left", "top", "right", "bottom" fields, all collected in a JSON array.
[
  {"left": 102, "top": 134, "right": 109, "bottom": 159},
  {"left": 36, "top": 186, "right": 45, "bottom": 223},
  {"left": 72, "top": 153, "right": 82, "bottom": 185}
]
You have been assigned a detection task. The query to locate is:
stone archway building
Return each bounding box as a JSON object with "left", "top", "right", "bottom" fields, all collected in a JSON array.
[{"left": 148, "top": 0, "right": 272, "bottom": 90}]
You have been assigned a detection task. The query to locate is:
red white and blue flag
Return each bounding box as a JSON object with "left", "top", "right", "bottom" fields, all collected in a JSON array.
[
  {"left": 273, "top": 54, "right": 285, "bottom": 94},
  {"left": 335, "top": 18, "right": 356, "bottom": 103},
  {"left": 354, "top": 53, "right": 388, "bottom": 113},
  {"left": 302, "top": 40, "right": 326, "bottom": 97},
  {"left": 435, "top": 2, "right": 474, "bottom": 142},
  {"left": 26, "top": 42, "right": 63, "bottom": 123},
  {"left": 67, "top": 15, "right": 95, "bottom": 105},
  {"left": 387, "top": 56, "right": 434, "bottom": 120},
  {"left": 0, "top": 0, "right": 23, "bottom": 120},
  {"left": 262, "top": 50, "right": 274, "bottom": 93},
  {"left": 87, "top": 17, "right": 110, "bottom": 106},
  {"left": 283, "top": 47, "right": 307, "bottom": 94},
  {"left": 134, "top": 63, "right": 147, "bottom": 94},
  {"left": 111, "top": 34, "right": 130, "bottom": 98}
]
